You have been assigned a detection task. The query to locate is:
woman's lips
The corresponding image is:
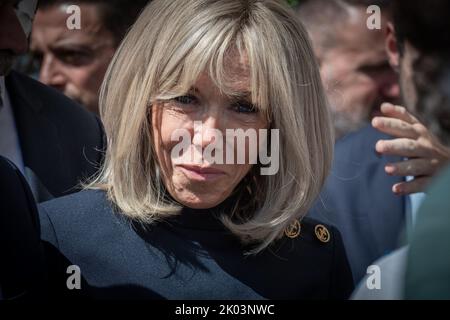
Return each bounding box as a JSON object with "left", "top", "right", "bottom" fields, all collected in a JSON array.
[{"left": 178, "top": 165, "right": 226, "bottom": 181}]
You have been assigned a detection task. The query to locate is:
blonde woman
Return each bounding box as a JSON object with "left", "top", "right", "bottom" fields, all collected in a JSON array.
[{"left": 37, "top": 0, "right": 353, "bottom": 299}]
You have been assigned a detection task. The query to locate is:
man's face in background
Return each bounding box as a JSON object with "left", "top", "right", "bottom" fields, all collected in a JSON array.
[
  {"left": 386, "top": 27, "right": 450, "bottom": 144},
  {"left": 30, "top": 3, "right": 116, "bottom": 114},
  {"left": 397, "top": 41, "right": 420, "bottom": 115},
  {"left": 385, "top": 23, "right": 427, "bottom": 118},
  {"left": 318, "top": 10, "right": 400, "bottom": 138},
  {"left": 0, "top": 0, "right": 37, "bottom": 76}
]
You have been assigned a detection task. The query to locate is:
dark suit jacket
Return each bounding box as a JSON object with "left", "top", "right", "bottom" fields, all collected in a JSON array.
[
  {"left": 38, "top": 189, "right": 354, "bottom": 299},
  {"left": 5, "top": 71, "right": 105, "bottom": 202},
  {"left": 309, "top": 125, "right": 406, "bottom": 283},
  {"left": 0, "top": 156, "right": 46, "bottom": 300}
]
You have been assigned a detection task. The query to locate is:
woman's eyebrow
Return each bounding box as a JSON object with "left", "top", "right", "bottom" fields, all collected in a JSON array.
[
  {"left": 188, "top": 86, "right": 200, "bottom": 93},
  {"left": 232, "top": 91, "right": 252, "bottom": 100}
]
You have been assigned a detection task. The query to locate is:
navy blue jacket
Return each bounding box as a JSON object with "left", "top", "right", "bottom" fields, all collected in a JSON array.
[
  {"left": 310, "top": 125, "right": 406, "bottom": 283},
  {"left": 38, "top": 189, "right": 354, "bottom": 300},
  {"left": 5, "top": 71, "right": 105, "bottom": 202},
  {"left": 0, "top": 156, "right": 46, "bottom": 299}
]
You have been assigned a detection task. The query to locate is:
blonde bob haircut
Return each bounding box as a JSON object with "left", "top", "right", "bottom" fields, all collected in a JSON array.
[{"left": 91, "top": 0, "right": 334, "bottom": 253}]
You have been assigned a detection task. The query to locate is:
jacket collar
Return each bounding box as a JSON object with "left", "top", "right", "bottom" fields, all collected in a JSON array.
[{"left": 5, "top": 71, "right": 43, "bottom": 113}]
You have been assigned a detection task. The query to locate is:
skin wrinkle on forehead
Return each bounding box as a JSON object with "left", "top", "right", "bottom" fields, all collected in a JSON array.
[
  {"left": 215, "top": 48, "right": 252, "bottom": 96},
  {"left": 339, "top": 12, "right": 386, "bottom": 48},
  {"left": 33, "top": 4, "right": 110, "bottom": 47},
  {"left": 56, "top": 3, "right": 105, "bottom": 36},
  {"left": 218, "top": 49, "right": 272, "bottom": 121},
  {"left": 316, "top": 6, "right": 388, "bottom": 54},
  {"left": 304, "top": 1, "right": 359, "bottom": 52}
]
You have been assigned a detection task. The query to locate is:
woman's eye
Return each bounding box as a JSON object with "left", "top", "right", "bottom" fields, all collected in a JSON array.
[
  {"left": 232, "top": 101, "right": 257, "bottom": 113},
  {"left": 173, "top": 95, "right": 197, "bottom": 105}
]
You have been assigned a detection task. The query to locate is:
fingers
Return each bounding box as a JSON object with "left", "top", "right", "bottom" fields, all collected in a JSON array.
[
  {"left": 373, "top": 102, "right": 449, "bottom": 195},
  {"left": 375, "top": 138, "right": 429, "bottom": 158},
  {"left": 372, "top": 103, "right": 426, "bottom": 139},
  {"left": 392, "top": 176, "right": 431, "bottom": 195},
  {"left": 385, "top": 158, "right": 438, "bottom": 177},
  {"left": 379, "top": 102, "right": 419, "bottom": 124},
  {"left": 372, "top": 116, "right": 419, "bottom": 139}
]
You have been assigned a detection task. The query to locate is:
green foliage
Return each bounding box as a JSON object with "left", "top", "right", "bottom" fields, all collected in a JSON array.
[{"left": 286, "top": 0, "right": 300, "bottom": 7}]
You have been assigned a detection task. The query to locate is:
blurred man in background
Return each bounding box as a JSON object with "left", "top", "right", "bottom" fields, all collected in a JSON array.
[
  {"left": 1, "top": 0, "right": 104, "bottom": 202},
  {"left": 305, "top": 0, "right": 450, "bottom": 284},
  {"left": 351, "top": 0, "right": 450, "bottom": 299},
  {"left": 296, "top": 0, "right": 399, "bottom": 138},
  {"left": 27, "top": 0, "right": 148, "bottom": 114}
]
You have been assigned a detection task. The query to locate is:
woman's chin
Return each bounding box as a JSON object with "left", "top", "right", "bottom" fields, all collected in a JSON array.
[{"left": 175, "top": 193, "right": 227, "bottom": 210}]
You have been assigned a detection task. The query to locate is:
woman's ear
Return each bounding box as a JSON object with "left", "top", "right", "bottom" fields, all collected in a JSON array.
[{"left": 385, "top": 22, "right": 400, "bottom": 72}]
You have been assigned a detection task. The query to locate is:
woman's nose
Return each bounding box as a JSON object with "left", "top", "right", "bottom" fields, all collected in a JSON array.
[
  {"left": 192, "top": 116, "right": 221, "bottom": 148},
  {"left": 39, "top": 54, "right": 67, "bottom": 91}
]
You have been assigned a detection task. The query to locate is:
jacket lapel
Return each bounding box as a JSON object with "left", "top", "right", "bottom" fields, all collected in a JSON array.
[{"left": 5, "top": 71, "right": 59, "bottom": 202}]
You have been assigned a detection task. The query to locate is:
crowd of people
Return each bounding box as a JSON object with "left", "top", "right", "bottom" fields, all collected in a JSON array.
[{"left": 0, "top": 0, "right": 449, "bottom": 300}]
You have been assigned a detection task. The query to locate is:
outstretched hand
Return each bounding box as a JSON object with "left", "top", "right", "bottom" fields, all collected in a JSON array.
[{"left": 372, "top": 103, "right": 450, "bottom": 195}]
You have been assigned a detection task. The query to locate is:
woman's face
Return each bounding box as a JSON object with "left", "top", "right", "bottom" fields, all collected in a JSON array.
[{"left": 152, "top": 54, "right": 268, "bottom": 209}]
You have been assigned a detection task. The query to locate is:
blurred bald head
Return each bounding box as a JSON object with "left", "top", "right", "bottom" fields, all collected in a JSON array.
[{"left": 295, "top": 0, "right": 399, "bottom": 138}]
